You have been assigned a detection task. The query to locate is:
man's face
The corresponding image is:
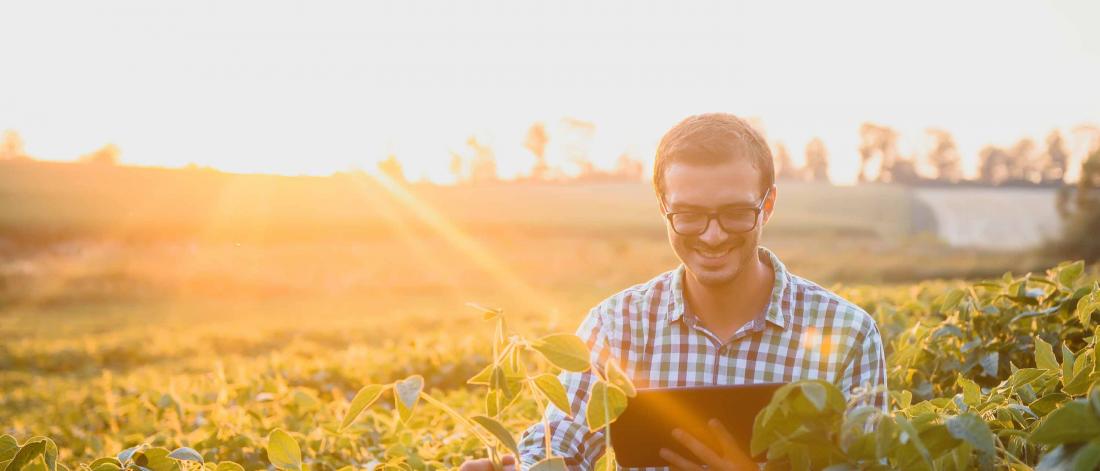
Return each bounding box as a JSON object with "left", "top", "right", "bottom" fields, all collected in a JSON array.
[{"left": 660, "top": 159, "right": 775, "bottom": 288}]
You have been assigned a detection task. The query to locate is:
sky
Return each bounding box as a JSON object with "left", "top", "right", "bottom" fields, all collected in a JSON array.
[{"left": 2, "top": 0, "right": 1099, "bottom": 184}]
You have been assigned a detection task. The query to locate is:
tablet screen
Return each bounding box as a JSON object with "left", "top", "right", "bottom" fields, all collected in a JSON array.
[{"left": 609, "top": 382, "right": 784, "bottom": 468}]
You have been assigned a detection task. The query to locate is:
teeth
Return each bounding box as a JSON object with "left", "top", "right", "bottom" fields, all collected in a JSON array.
[{"left": 696, "top": 248, "right": 731, "bottom": 258}]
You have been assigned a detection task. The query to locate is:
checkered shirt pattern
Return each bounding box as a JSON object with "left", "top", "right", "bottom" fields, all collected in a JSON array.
[{"left": 517, "top": 246, "right": 888, "bottom": 470}]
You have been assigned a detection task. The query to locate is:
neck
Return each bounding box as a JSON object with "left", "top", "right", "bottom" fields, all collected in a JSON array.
[{"left": 684, "top": 248, "right": 772, "bottom": 330}]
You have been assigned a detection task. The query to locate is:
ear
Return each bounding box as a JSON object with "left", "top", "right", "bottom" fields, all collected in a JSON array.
[{"left": 761, "top": 185, "right": 777, "bottom": 225}]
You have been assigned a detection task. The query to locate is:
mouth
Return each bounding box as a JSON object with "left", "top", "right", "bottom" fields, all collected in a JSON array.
[{"left": 694, "top": 245, "right": 734, "bottom": 260}]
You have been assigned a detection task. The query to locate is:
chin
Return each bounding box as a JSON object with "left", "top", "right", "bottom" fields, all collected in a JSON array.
[
  {"left": 689, "top": 267, "right": 739, "bottom": 287},
  {"left": 682, "top": 245, "right": 754, "bottom": 287}
]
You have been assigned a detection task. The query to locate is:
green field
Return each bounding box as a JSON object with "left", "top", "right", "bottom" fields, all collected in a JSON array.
[{"left": 3, "top": 160, "right": 1091, "bottom": 470}]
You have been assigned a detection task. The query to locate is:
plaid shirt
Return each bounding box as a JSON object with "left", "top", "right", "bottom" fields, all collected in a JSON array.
[{"left": 518, "top": 246, "right": 888, "bottom": 470}]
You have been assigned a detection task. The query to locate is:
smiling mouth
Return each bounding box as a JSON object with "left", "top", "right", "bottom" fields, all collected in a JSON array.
[{"left": 695, "top": 246, "right": 733, "bottom": 259}]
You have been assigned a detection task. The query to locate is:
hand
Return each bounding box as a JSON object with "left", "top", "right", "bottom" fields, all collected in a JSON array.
[
  {"left": 459, "top": 454, "right": 516, "bottom": 471},
  {"left": 659, "top": 419, "right": 756, "bottom": 471}
]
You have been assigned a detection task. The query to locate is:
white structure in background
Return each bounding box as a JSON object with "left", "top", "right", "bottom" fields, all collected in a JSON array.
[{"left": 914, "top": 188, "right": 1063, "bottom": 250}]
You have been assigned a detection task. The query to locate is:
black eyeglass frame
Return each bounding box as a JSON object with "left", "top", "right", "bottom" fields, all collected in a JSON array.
[{"left": 662, "top": 187, "right": 773, "bottom": 236}]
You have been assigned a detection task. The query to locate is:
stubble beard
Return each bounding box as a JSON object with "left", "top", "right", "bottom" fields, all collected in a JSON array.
[{"left": 684, "top": 235, "right": 757, "bottom": 288}]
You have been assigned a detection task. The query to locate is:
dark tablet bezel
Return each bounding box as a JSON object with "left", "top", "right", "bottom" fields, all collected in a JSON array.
[{"left": 608, "top": 382, "right": 784, "bottom": 468}]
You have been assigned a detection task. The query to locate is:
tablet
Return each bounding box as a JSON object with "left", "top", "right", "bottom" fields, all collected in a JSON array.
[{"left": 609, "top": 383, "right": 784, "bottom": 468}]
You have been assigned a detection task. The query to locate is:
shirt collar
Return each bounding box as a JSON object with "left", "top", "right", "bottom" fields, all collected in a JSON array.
[{"left": 664, "top": 245, "right": 791, "bottom": 330}]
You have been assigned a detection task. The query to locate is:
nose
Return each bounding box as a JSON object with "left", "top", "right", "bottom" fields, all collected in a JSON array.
[{"left": 697, "top": 216, "right": 729, "bottom": 246}]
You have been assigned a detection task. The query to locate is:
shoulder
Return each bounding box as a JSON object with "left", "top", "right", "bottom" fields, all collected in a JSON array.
[
  {"left": 786, "top": 273, "right": 880, "bottom": 342},
  {"left": 583, "top": 267, "right": 680, "bottom": 329}
]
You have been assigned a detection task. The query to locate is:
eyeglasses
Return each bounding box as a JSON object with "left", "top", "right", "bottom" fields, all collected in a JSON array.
[{"left": 663, "top": 187, "right": 771, "bottom": 236}]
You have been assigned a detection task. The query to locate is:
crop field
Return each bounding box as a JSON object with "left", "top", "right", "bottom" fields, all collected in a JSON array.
[{"left": 3, "top": 161, "right": 1097, "bottom": 470}]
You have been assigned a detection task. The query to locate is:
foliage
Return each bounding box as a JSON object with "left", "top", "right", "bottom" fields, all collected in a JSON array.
[{"left": 3, "top": 262, "right": 1100, "bottom": 470}]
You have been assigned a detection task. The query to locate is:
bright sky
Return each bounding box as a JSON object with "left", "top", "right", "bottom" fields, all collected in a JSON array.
[{"left": 3, "top": 0, "right": 1099, "bottom": 184}]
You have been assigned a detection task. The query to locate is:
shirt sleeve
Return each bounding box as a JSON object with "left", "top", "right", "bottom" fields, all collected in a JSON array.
[
  {"left": 837, "top": 319, "right": 889, "bottom": 413},
  {"left": 518, "top": 305, "right": 614, "bottom": 470}
]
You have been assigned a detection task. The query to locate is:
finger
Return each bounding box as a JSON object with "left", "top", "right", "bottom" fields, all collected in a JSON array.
[
  {"left": 502, "top": 454, "right": 516, "bottom": 471},
  {"left": 659, "top": 448, "right": 706, "bottom": 471},
  {"left": 708, "top": 419, "right": 756, "bottom": 468},
  {"left": 671, "top": 428, "right": 725, "bottom": 467},
  {"left": 458, "top": 459, "right": 490, "bottom": 471}
]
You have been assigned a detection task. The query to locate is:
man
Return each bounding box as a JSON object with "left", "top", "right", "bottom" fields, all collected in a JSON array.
[{"left": 462, "top": 113, "right": 888, "bottom": 470}]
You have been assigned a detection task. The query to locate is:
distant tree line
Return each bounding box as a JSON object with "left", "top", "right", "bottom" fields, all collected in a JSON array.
[
  {"left": 846, "top": 122, "right": 1091, "bottom": 187},
  {"left": 0, "top": 130, "right": 120, "bottom": 165},
  {"left": 383, "top": 119, "right": 647, "bottom": 185}
]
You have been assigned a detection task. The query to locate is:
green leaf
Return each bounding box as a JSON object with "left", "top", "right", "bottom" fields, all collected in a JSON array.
[
  {"left": 531, "top": 334, "right": 591, "bottom": 372},
  {"left": 466, "top": 302, "right": 502, "bottom": 320},
  {"left": 340, "top": 384, "right": 385, "bottom": 431},
  {"left": 587, "top": 381, "right": 628, "bottom": 432},
  {"left": 393, "top": 375, "right": 424, "bottom": 423},
  {"left": 1031, "top": 400, "right": 1100, "bottom": 445},
  {"left": 528, "top": 457, "right": 567, "bottom": 471},
  {"left": 265, "top": 429, "right": 302, "bottom": 471},
  {"left": 20, "top": 457, "right": 45, "bottom": 471},
  {"left": 468, "top": 363, "right": 493, "bottom": 385},
  {"left": 957, "top": 374, "right": 981, "bottom": 407},
  {"left": 892, "top": 390, "right": 913, "bottom": 410},
  {"left": 801, "top": 382, "right": 827, "bottom": 412},
  {"left": 470, "top": 416, "right": 519, "bottom": 456},
  {"left": 1063, "top": 344, "right": 1077, "bottom": 385},
  {"left": 1006, "top": 368, "right": 1046, "bottom": 388},
  {"left": 1035, "top": 337, "right": 1060, "bottom": 371},
  {"left": 941, "top": 289, "right": 966, "bottom": 312},
  {"left": 135, "top": 448, "right": 180, "bottom": 471},
  {"left": 946, "top": 413, "right": 996, "bottom": 455},
  {"left": 117, "top": 445, "right": 147, "bottom": 465},
  {"left": 0, "top": 436, "right": 17, "bottom": 462},
  {"left": 167, "top": 448, "right": 203, "bottom": 465},
  {"left": 593, "top": 450, "right": 615, "bottom": 471},
  {"left": 604, "top": 359, "right": 636, "bottom": 398},
  {"left": 485, "top": 389, "right": 501, "bottom": 417},
  {"left": 88, "top": 459, "right": 121, "bottom": 471},
  {"left": 1059, "top": 261, "right": 1086, "bottom": 287},
  {"left": 31, "top": 438, "right": 56, "bottom": 471},
  {"left": 6, "top": 441, "right": 45, "bottom": 471},
  {"left": 214, "top": 463, "right": 244, "bottom": 471},
  {"left": 1077, "top": 290, "right": 1100, "bottom": 326},
  {"left": 532, "top": 374, "right": 572, "bottom": 417},
  {"left": 1072, "top": 439, "right": 1100, "bottom": 471},
  {"left": 1031, "top": 393, "right": 1070, "bottom": 417},
  {"left": 979, "top": 351, "right": 999, "bottom": 377}
]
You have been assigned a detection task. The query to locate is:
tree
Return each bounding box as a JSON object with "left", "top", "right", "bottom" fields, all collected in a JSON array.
[
  {"left": 857, "top": 123, "right": 899, "bottom": 183},
  {"left": 924, "top": 129, "right": 962, "bottom": 182},
  {"left": 1050, "top": 146, "right": 1100, "bottom": 262},
  {"left": 377, "top": 154, "right": 406, "bottom": 184},
  {"left": 449, "top": 152, "right": 463, "bottom": 183},
  {"left": 978, "top": 145, "right": 1011, "bottom": 185},
  {"left": 0, "top": 130, "right": 31, "bottom": 160},
  {"left": 803, "top": 138, "right": 829, "bottom": 183},
  {"left": 561, "top": 117, "right": 596, "bottom": 178},
  {"left": 774, "top": 142, "right": 800, "bottom": 181},
  {"left": 612, "top": 153, "right": 643, "bottom": 181},
  {"left": 1006, "top": 138, "right": 1038, "bottom": 183},
  {"left": 466, "top": 136, "right": 497, "bottom": 184},
  {"left": 1039, "top": 130, "right": 1069, "bottom": 184},
  {"left": 524, "top": 122, "right": 549, "bottom": 181},
  {"left": 79, "top": 144, "right": 120, "bottom": 165}
]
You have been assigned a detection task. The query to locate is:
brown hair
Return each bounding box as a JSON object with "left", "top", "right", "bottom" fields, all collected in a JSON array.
[{"left": 652, "top": 113, "right": 774, "bottom": 204}]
